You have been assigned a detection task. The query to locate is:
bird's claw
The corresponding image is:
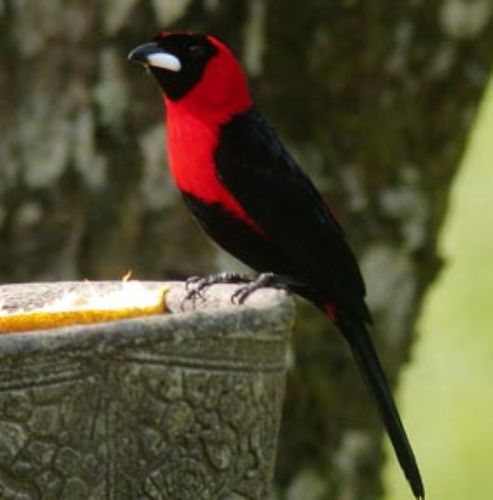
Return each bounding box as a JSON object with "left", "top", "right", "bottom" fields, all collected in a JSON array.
[
  {"left": 185, "top": 275, "right": 203, "bottom": 291},
  {"left": 229, "top": 272, "right": 286, "bottom": 305},
  {"left": 181, "top": 272, "right": 252, "bottom": 311},
  {"left": 180, "top": 287, "right": 205, "bottom": 311},
  {"left": 231, "top": 287, "right": 252, "bottom": 305},
  {"left": 181, "top": 272, "right": 285, "bottom": 309}
]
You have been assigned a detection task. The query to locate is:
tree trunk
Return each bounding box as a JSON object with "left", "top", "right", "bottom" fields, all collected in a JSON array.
[{"left": 1, "top": 1, "right": 492, "bottom": 498}]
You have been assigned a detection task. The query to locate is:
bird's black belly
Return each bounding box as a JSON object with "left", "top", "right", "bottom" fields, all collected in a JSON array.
[{"left": 182, "top": 192, "right": 294, "bottom": 275}]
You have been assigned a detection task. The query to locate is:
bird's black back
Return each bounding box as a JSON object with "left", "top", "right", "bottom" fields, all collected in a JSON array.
[{"left": 212, "top": 106, "right": 370, "bottom": 322}]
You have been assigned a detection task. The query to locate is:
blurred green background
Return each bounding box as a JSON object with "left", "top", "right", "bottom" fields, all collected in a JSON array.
[{"left": 385, "top": 77, "right": 493, "bottom": 499}]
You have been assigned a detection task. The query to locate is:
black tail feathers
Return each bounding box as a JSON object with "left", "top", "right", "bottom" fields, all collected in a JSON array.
[{"left": 336, "top": 313, "right": 424, "bottom": 499}]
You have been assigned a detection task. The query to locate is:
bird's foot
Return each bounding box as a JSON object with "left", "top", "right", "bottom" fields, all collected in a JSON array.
[
  {"left": 231, "top": 272, "right": 287, "bottom": 305},
  {"left": 181, "top": 272, "right": 252, "bottom": 310}
]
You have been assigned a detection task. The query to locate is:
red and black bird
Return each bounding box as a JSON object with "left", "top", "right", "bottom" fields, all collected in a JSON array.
[{"left": 129, "top": 32, "right": 424, "bottom": 498}]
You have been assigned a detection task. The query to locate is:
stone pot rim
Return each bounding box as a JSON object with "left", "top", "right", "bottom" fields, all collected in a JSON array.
[{"left": 0, "top": 281, "right": 294, "bottom": 359}]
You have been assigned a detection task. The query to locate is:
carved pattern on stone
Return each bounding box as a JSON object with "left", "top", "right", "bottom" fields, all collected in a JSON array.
[{"left": 0, "top": 293, "right": 290, "bottom": 499}]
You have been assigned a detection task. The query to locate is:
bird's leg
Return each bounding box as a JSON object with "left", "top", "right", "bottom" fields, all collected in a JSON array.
[
  {"left": 231, "top": 272, "right": 288, "bottom": 305},
  {"left": 185, "top": 272, "right": 252, "bottom": 290},
  {"left": 182, "top": 272, "right": 253, "bottom": 309}
]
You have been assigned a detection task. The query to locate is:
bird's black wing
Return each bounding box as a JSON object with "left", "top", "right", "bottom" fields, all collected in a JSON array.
[
  {"left": 216, "top": 108, "right": 425, "bottom": 499},
  {"left": 215, "top": 107, "right": 370, "bottom": 322}
]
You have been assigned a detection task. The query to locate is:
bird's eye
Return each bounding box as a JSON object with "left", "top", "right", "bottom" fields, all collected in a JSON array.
[{"left": 188, "top": 45, "right": 206, "bottom": 59}]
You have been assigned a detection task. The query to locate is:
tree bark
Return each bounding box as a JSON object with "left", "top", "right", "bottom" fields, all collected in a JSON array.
[{"left": 1, "top": 1, "right": 492, "bottom": 498}]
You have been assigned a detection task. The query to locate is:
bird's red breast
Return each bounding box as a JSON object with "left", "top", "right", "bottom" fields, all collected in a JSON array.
[{"left": 163, "top": 35, "right": 258, "bottom": 230}]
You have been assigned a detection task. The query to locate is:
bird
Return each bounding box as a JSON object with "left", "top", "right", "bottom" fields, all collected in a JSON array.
[{"left": 128, "top": 32, "right": 424, "bottom": 499}]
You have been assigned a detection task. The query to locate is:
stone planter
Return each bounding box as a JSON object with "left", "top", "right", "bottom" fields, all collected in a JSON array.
[{"left": 0, "top": 282, "right": 294, "bottom": 499}]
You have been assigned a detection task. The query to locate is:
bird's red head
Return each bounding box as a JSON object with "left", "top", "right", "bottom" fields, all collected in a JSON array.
[{"left": 129, "top": 32, "right": 252, "bottom": 121}]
